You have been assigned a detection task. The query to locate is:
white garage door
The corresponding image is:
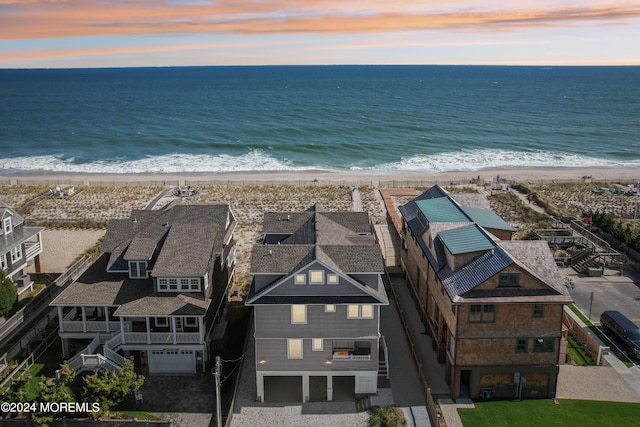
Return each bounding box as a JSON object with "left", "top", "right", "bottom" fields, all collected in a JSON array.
[{"left": 149, "top": 349, "right": 195, "bottom": 373}]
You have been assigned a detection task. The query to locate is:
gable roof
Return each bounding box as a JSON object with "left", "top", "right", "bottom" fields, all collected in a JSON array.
[
  {"left": 250, "top": 207, "right": 387, "bottom": 306},
  {"left": 101, "top": 204, "right": 232, "bottom": 276},
  {"left": 400, "top": 185, "right": 569, "bottom": 303}
]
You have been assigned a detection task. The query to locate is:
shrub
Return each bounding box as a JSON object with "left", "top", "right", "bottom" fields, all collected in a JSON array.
[{"left": 0, "top": 270, "right": 17, "bottom": 316}]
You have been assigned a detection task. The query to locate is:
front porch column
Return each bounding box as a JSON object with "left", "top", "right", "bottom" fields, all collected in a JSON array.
[
  {"left": 146, "top": 318, "right": 151, "bottom": 344},
  {"left": 256, "top": 372, "right": 264, "bottom": 402},
  {"left": 302, "top": 374, "right": 309, "bottom": 403},
  {"left": 81, "top": 306, "right": 87, "bottom": 332},
  {"left": 327, "top": 374, "right": 333, "bottom": 401},
  {"left": 105, "top": 307, "right": 110, "bottom": 333},
  {"left": 172, "top": 317, "right": 177, "bottom": 344},
  {"left": 57, "top": 306, "right": 64, "bottom": 332},
  {"left": 198, "top": 317, "right": 205, "bottom": 344},
  {"left": 120, "top": 317, "right": 125, "bottom": 343}
]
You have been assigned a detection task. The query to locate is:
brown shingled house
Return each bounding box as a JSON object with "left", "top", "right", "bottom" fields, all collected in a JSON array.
[
  {"left": 51, "top": 203, "right": 237, "bottom": 374},
  {"left": 398, "top": 185, "right": 571, "bottom": 400}
]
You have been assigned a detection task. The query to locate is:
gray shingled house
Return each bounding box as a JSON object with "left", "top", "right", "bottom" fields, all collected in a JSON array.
[
  {"left": 50, "top": 203, "right": 237, "bottom": 374},
  {"left": 398, "top": 185, "right": 572, "bottom": 400},
  {"left": 0, "top": 200, "right": 43, "bottom": 291},
  {"left": 247, "top": 206, "right": 389, "bottom": 402}
]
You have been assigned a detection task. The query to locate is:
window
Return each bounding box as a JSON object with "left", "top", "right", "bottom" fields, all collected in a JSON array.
[
  {"left": 309, "top": 271, "right": 324, "bottom": 284},
  {"left": 347, "top": 305, "right": 360, "bottom": 319},
  {"left": 3, "top": 217, "right": 12, "bottom": 234},
  {"left": 190, "top": 278, "right": 200, "bottom": 290},
  {"left": 498, "top": 273, "right": 520, "bottom": 287},
  {"left": 533, "top": 338, "right": 555, "bottom": 353},
  {"left": 288, "top": 339, "right": 303, "bottom": 359},
  {"left": 180, "top": 278, "right": 190, "bottom": 290},
  {"left": 1, "top": 253, "right": 7, "bottom": 270},
  {"left": 158, "top": 278, "right": 168, "bottom": 291},
  {"left": 327, "top": 274, "right": 339, "bottom": 284},
  {"left": 325, "top": 304, "right": 336, "bottom": 312},
  {"left": 533, "top": 304, "right": 545, "bottom": 318},
  {"left": 129, "top": 261, "right": 148, "bottom": 279},
  {"left": 294, "top": 274, "right": 306, "bottom": 285},
  {"left": 155, "top": 317, "right": 168, "bottom": 327},
  {"left": 10, "top": 246, "right": 22, "bottom": 263},
  {"left": 312, "top": 338, "right": 323, "bottom": 351},
  {"left": 291, "top": 305, "right": 306, "bottom": 324},
  {"left": 516, "top": 339, "right": 528, "bottom": 353},
  {"left": 169, "top": 279, "right": 178, "bottom": 290},
  {"left": 361, "top": 305, "right": 373, "bottom": 319},
  {"left": 348, "top": 304, "right": 374, "bottom": 319},
  {"left": 184, "top": 317, "right": 198, "bottom": 327},
  {"left": 469, "top": 305, "right": 496, "bottom": 323}
]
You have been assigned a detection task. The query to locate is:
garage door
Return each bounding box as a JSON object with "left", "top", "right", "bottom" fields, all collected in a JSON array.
[{"left": 148, "top": 350, "right": 195, "bottom": 373}]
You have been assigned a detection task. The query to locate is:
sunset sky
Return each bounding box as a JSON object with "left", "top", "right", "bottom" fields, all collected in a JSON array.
[{"left": 1, "top": 1, "right": 639, "bottom": 68}]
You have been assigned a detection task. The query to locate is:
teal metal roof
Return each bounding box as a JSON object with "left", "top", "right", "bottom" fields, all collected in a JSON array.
[
  {"left": 438, "top": 224, "right": 495, "bottom": 255},
  {"left": 461, "top": 207, "right": 515, "bottom": 232},
  {"left": 415, "top": 198, "right": 470, "bottom": 223}
]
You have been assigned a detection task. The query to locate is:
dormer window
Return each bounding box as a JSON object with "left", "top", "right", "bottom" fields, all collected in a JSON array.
[
  {"left": 3, "top": 217, "right": 12, "bottom": 234},
  {"left": 129, "top": 261, "right": 148, "bottom": 279}
]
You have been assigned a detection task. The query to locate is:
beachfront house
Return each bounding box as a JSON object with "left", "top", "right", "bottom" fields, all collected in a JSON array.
[
  {"left": 398, "top": 185, "right": 571, "bottom": 400},
  {"left": 50, "top": 203, "right": 237, "bottom": 374},
  {"left": 0, "top": 200, "right": 44, "bottom": 292},
  {"left": 247, "top": 206, "right": 389, "bottom": 402}
]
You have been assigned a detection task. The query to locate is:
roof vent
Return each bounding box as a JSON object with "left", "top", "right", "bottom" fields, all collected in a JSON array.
[
  {"left": 287, "top": 214, "right": 290, "bottom": 221},
  {"left": 491, "top": 248, "right": 495, "bottom": 255},
  {"left": 163, "top": 222, "right": 169, "bottom": 227},
  {"left": 132, "top": 218, "right": 137, "bottom": 223},
  {"left": 268, "top": 249, "right": 273, "bottom": 256}
]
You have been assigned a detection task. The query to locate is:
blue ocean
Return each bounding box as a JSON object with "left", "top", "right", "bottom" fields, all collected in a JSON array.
[{"left": 0, "top": 65, "right": 639, "bottom": 174}]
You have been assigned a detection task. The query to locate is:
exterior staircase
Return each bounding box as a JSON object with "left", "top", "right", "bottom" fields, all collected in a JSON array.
[{"left": 64, "top": 331, "right": 126, "bottom": 374}]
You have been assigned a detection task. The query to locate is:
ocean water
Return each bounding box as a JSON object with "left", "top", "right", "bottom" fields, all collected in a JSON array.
[{"left": 0, "top": 65, "right": 639, "bottom": 174}]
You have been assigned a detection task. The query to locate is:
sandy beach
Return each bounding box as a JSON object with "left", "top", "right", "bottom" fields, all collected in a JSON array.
[
  {"left": 4, "top": 165, "right": 640, "bottom": 293},
  {"left": 1, "top": 166, "right": 639, "bottom": 186}
]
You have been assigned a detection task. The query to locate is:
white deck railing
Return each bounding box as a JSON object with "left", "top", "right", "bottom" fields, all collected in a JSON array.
[{"left": 332, "top": 354, "right": 372, "bottom": 361}]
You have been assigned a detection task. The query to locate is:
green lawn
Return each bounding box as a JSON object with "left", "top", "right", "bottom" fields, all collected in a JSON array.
[{"left": 458, "top": 399, "right": 640, "bottom": 427}]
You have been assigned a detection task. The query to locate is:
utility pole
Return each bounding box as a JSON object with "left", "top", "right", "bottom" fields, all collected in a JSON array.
[{"left": 215, "top": 356, "right": 222, "bottom": 427}]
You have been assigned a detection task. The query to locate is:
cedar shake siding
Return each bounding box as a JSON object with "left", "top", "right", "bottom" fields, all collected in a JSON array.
[{"left": 399, "top": 185, "right": 571, "bottom": 400}]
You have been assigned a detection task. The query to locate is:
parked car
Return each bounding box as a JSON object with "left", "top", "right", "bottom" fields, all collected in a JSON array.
[{"left": 600, "top": 310, "right": 640, "bottom": 358}]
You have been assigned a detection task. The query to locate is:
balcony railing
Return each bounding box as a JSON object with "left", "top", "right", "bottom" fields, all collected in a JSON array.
[
  {"left": 332, "top": 351, "right": 372, "bottom": 361},
  {"left": 24, "top": 240, "right": 42, "bottom": 260},
  {"left": 122, "top": 332, "right": 201, "bottom": 344},
  {"left": 61, "top": 320, "right": 124, "bottom": 332}
]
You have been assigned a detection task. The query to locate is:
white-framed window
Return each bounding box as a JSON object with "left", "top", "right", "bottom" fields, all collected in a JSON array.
[
  {"left": 325, "top": 304, "right": 336, "bottom": 313},
  {"left": 347, "top": 304, "right": 360, "bottom": 319},
  {"left": 180, "top": 278, "right": 190, "bottom": 290},
  {"left": 129, "top": 261, "right": 148, "bottom": 279},
  {"left": 190, "top": 278, "right": 200, "bottom": 290},
  {"left": 184, "top": 317, "right": 198, "bottom": 327},
  {"left": 309, "top": 270, "right": 324, "bottom": 284},
  {"left": 158, "top": 278, "right": 169, "bottom": 291},
  {"left": 155, "top": 317, "right": 168, "bottom": 327},
  {"left": 348, "top": 304, "right": 374, "bottom": 319},
  {"left": 312, "top": 338, "right": 323, "bottom": 351},
  {"left": 169, "top": 278, "right": 178, "bottom": 290},
  {"left": 288, "top": 338, "right": 303, "bottom": 359},
  {"left": 10, "top": 246, "right": 22, "bottom": 263},
  {"left": 291, "top": 304, "right": 306, "bottom": 324},
  {"left": 0, "top": 253, "right": 7, "bottom": 270},
  {"left": 327, "top": 274, "right": 339, "bottom": 284},
  {"left": 3, "top": 217, "right": 12, "bottom": 234},
  {"left": 294, "top": 274, "right": 306, "bottom": 285}
]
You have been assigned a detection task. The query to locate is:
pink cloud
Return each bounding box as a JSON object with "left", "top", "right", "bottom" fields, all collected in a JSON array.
[{"left": 1, "top": 2, "right": 639, "bottom": 40}]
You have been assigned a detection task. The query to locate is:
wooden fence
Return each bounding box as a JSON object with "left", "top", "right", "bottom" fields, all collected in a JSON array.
[{"left": 562, "top": 309, "right": 607, "bottom": 365}]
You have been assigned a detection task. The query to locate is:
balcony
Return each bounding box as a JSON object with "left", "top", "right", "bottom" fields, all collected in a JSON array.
[
  {"left": 122, "top": 332, "right": 202, "bottom": 344},
  {"left": 332, "top": 341, "right": 372, "bottom": 361},
  {"left": 332, "top": 351, "right": 372, "bottom": 361}
]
